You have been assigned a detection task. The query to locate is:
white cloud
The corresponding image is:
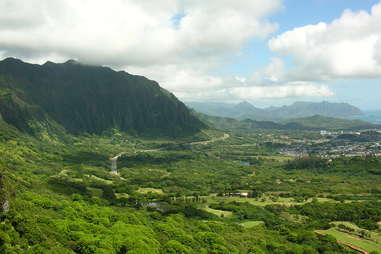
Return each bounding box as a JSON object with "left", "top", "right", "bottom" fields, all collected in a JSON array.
[
  {"left": 230, "top": 82, "right": 334, "bottom": 100},
  {"left": 0, "top": 0, "right": 279, "bottom": 66},
  {"left": 249, "top": 57, "right": 286, "bottom": 85},
  {"left": 128, "top": 63, "right": 334, "bottom": 102},
  {"left": 0, "top": 0, "right": 335, "bottom": 101},
  {"left": 174, "top": 81, "right": 333, "bottom": 102},
  {"left": 269, "top": 1, "right": 381, "bottom": 81}
]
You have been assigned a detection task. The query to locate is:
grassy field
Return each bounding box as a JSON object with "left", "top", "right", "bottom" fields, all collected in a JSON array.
[
  {"left": 202, "top": 206, "right": 233, "bottom": 218},
  {"left": 115, "top": 193, "right": 130, "bottom": 199},
  {"left": 137, "top": 187, "right": 164, "bottom": 194},
  {"left": 331, "top": 221, "right": 381, "bottom": 244},
  {"left": 239, "top": 221, "right": 264, "bottom": 228},
  {"left": 204, "top": 195, "right": 335, "bottom": 207},
  {"left": 319, "top": 228, "right": 381, "bottom": 253}
]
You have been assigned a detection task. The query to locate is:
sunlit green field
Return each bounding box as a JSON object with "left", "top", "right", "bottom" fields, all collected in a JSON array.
[
  {"left": 239, "top": 221, "right": 264, "bottom": 228},
  {"left": 204, "top": 195, "right": 335, "bottom": 207},
  {"left": 318, "top": 228, "right": 381, "bottom": 253},
  {"left": 137, "top": 187, "right": 164, "bottom": 194},
  {"left": 331, "top": 221, "right": 381, "bottom": 244},
  {"left": 202, "top": 206, "right": 233, "bottom": 218}
]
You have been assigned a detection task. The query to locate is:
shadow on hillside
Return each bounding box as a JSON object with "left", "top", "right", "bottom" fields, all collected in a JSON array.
[{"left": 63, "top": 151, "right": 109, "bottom": 167}]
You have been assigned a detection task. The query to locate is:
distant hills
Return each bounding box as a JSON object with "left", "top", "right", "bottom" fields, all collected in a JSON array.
[
  {"left": 196, "top": 113, "right": 379, "bottom": 132},
  {"left": 187, "top": 101, "right": 363, "bottom": 121},
  {"left": 0, "top": 58, "right": 204, "bottom": 137},
  {"left": 348, "top": 110, "right": 381, "bottom": 124},
  {"left": 282, "top": 115, "right": 378, "bottom": 130}
]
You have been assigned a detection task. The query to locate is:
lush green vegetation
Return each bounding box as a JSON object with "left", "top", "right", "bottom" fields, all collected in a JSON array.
[
  {"left": 0, "top": 58, "right": 204, "bottom": 137},
  {"left": 1, "top": 59, "right": 381, "bottom": 253},
  {"left": 1, "top": 120, "right": 381, "bottom": 253}
]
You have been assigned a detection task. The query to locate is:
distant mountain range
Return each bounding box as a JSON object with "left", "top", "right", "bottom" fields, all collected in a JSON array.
[
  {"left": 187, "top": 101, "right": 363, "bottom": 121},
  {"left": 348, "top": 110, "right": 381, "bottom": 124},
  {"left": 196, "top": 113, "right": 379, "bottom": 132},
  {"left": 0, "top": 58, "right": 204, "bottom": 137}
]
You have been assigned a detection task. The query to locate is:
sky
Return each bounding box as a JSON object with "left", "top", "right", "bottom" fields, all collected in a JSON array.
[{"left": 0, "top": 0, "right": 380, "bottom": 110}]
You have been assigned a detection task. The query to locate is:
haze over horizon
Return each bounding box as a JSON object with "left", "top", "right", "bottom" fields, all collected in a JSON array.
[{"left": 1, "top": 0, "right": 381, "bottom": 110}]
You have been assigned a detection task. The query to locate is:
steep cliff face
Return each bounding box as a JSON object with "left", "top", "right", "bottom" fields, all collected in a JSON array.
[
  {"left": 0, "top": 58, "right": 205, "bottom": 136},
  {"left": 0, "top": 173, "right": 9, "bottom": 213}
]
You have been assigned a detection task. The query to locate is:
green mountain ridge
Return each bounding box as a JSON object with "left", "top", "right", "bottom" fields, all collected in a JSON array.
[
  {"left": 196, "top": 112, "right": 378, "bottom": 131},
  {"left": 282, "top": 115, "right": 378, "bottom": 130},
  {"left": 187, "top": 101, "right": 364, "bottom": 121},
  {"left": 0, "top": 58, "right": 205, "bottom": 137}
]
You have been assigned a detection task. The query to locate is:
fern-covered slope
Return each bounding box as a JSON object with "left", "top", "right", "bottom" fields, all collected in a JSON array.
[{"left": 0, "top": 58, "right": 204, "bottom": 136}]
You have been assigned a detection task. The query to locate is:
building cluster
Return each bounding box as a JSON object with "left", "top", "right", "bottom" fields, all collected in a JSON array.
[{"left": 280, "top": 130, "right": 381, "bottom": 158}]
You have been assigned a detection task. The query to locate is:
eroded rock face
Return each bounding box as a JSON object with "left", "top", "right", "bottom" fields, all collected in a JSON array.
[
  {"left": 0, "top": 174, "right": 9, "bottom": 213},
  {"left": 2, "top": 199, "right": 9, "bottom": 213}
]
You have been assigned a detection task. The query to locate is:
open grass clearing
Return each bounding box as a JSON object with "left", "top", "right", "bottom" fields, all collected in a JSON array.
[
  {"left": 331, "top": 221, "right": 381, "bottom": 244},
  {"left": 239, "top": 221, "right": 264, "bottom": 228},
  {"left": 318, "top": 228, "right": 381, "bottom": 253},
  {"left": 115, "top": 193, "right": 130, "bottom": 199},
  {"left": 202, "top": 206, "right": 233, "bottom": 218},
  {"left": 203, "top": 195, "right": 336, "bottom": 207},
  {"left": 137, "top": 188, "right": 164, "bottom": 194}
]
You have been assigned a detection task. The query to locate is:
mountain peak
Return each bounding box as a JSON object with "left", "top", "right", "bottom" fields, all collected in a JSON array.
[
  {"left": 64, "top": 59, "right": 80, "bottom": 65},
  {"left": 235, "top": 101, "right": 256, "bottom": 109},
  {"left": 237, "top": 101, "right": 252, "bottom": 106},
  {"left": 1, "top": 57, "right": 24, "bottom": 65},
  {"left": 188, "top": 100, "right": 363, "bottom": 120},
  {"left": 0, "top": 58, "right": 204, "bottom": 136}
]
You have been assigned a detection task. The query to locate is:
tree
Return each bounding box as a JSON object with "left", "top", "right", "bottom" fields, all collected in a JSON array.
[{"left": 162, "top": 240, "right": 192, "bottom": 254}]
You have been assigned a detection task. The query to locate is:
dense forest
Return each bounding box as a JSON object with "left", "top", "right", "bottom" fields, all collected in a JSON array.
[{"left": 1, "top": 118, "right": 381, "bottom": 253}]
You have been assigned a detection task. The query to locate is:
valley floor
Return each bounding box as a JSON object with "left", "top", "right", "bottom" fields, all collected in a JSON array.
[{"left": 1, "top": 127, "right": 381, "bottom": 253}]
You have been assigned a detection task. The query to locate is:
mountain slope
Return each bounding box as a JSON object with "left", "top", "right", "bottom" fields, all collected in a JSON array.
[
  {"left": 263, "top": 101, "right": 363, "bottom": 120},
  {"left": 188, "top": 101, "right": 363, "bottom": 121},
  {"left": 283, "top": 115, "right": 377, "bottom": 130},
  {"left": 0, "top": 58, "right": 204, "bottom": 136},
  {"left": 196, "top": 112, "right": 378, "bottom": 132},
  {"left": 187, "top": 101, "right": 263, "bottom": 119}
]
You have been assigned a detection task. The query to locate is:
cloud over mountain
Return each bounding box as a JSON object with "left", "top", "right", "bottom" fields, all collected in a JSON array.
[{"left": 0, "top": 0, "right": 335, "bottom": 101}]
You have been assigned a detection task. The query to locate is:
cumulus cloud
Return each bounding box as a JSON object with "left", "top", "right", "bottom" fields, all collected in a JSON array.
[
  {"left": 0, "top": 0, "right": 278, "bottom": 65},
  {"left": 173, "top": 80, "right": 333, "bottom": 102},
  {"left": 0, "top": 0, "right": 334, "bottom": 101},
  {"left": 128, "top": 62, "right": 334, "bottom": 102},
  {"left": 269, "top": 0, "right": 381, "bottom": 81},
  {"left": 230, "top": 82, "right": 334, "bottom": 100}
]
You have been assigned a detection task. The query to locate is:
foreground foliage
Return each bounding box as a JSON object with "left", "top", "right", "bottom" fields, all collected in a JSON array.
[{"left": 1, "top": 123, "right": 381, "bottom": 253}]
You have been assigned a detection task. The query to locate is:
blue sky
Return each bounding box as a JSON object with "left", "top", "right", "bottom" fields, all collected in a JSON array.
[
  {"left": 0, "top": 0, "right": 380, "bottom": 110},
  {"left": 218, "top": 0, "right": 381, "bottom": 110},
  {"left": 276, "top": 0, "right": 381, "bottom": 110}
]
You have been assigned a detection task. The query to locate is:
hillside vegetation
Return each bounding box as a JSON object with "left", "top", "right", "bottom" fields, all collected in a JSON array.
[
  {"left": 0, "top": 58, "right": 204, "bottom": 137},
  {"left": 1, "top": 121, "right": 376, "bottom": 253}
]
